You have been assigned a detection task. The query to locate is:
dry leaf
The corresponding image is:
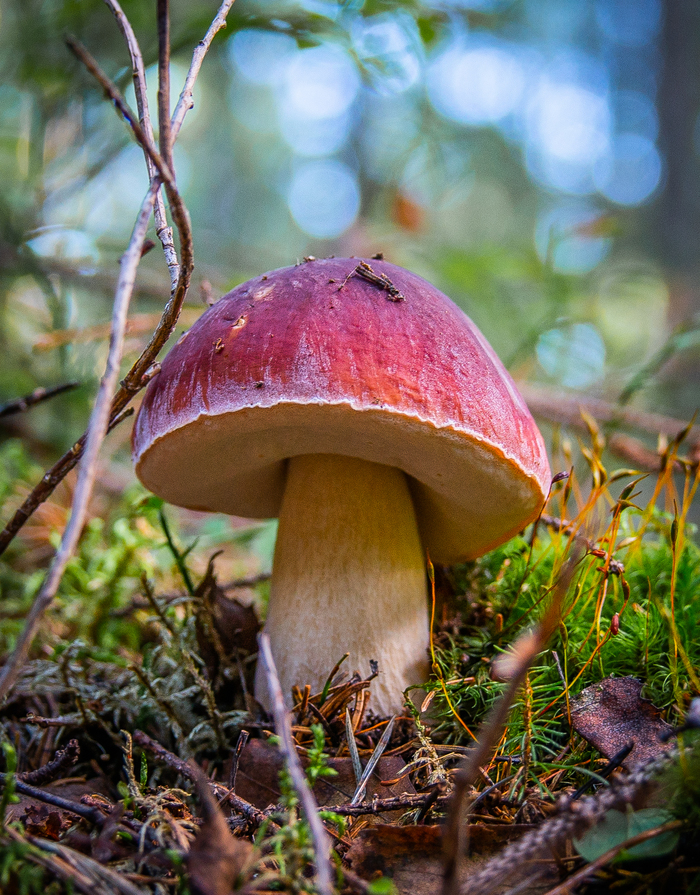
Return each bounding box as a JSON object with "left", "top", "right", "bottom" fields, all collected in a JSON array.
[
  {"left": 234, "top": 738, "right": 414, "bottom": 816},
  {"left": 571, "top": 677, "right": 673, "bottom": 767},
  {"left": 187, "top": 764, "right": 254, "bottom": 895},
  {"left": 346, "top": 824, "right": 542, "bottom": 895}
]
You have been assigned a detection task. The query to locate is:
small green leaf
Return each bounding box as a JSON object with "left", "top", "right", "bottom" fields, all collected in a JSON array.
[
  {"left": 573, "top": 808, "right": 679, "bottom": 863},
  {"left": 368, "top": 877, "right": 398, "bottom": 895}
]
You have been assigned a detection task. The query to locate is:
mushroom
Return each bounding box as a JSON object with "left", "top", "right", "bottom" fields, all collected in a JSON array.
[{"left": 132, "top": 257, "right": 550, "bottom": 716}]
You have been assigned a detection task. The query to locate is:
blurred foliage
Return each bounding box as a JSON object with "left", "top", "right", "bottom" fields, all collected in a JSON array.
[{"left": 0, "top": 0, "right": 697, "bottom": 474}]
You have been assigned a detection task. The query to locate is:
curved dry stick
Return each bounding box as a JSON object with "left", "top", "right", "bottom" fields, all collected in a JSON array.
[
  {"left": 0, "top": 1, "right": 234, "bottom": 561},
  {"left": 104, "top": 0, "right": 179, "bottom": 289},
  {"left": 0, "top": 183, "right": 158, "bottom": 703},
  {"left": 0, "top": 3, "right": 234, "bottom": 699}
]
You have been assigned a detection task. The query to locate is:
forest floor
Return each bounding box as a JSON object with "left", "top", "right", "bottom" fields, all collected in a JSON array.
[{"left": 0, "top": 433, "right": 699, "bottom": 895}]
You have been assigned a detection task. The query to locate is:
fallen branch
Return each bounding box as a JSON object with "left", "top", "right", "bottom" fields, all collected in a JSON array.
[
  {"left": 17, "top": 739, "right": 80, "bottom": 787},
  {"left": 132, "top": 728, "right": 272, "bottom": 830}
]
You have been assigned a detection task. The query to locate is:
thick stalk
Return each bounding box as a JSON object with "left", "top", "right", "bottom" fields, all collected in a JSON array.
[{"left": 254, "top": 454, "right": 430, "bottom": 716}]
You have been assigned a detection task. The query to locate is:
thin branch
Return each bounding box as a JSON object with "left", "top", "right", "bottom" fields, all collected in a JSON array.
[
  {"left": 103, "top": 0, "right": 179, "bottom": 288},
  {"left": 65, "top": 37, "right": 175, "bottom": 196},
  {"left": 0, "top": 2, "right": 235, "bottom": 560},
  {"left": 540, "top": 821, "right": 682, "bottom": 895},
  {"left": 171, "top": 0, "right": 237, "bottom": 140},
  {"left": 520, "top": 383, "right": 700, "bottom": 443},
  {"left": 157, "top": 0, "right": 174, "bottom": 175},
  {"left": 0, "top": 183, "right": 158, "bottom": 704},
  {"left": 132, "top": 729, "right": 272, "bottom": 830},
  {"left": 258, "top": 633, "right": 334, "bottom": 895},
  {"left": 0, "top": 407, "right": 133, "bottom": 557},
  {"left": 0, "top": 382, "right": 79, "bottom": 418},
  {"left": 1, "top": 772, "right": 107, "bottom": 825},
  {"left": 318, "top": 790, "right": 450, "bottom": 818}
]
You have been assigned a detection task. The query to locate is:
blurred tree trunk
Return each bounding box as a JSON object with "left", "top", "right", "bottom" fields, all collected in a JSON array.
[{"left": 656, "top": 0, "right": 700, "bottom": 331}]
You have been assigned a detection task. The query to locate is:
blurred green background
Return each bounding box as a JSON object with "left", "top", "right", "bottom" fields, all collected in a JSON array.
[{"left": 1, "top": 0, "right": 699, "bottom": 501}]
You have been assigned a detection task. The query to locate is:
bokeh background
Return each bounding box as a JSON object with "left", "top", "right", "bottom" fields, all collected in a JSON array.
[{"left": 1, "top": 0, "right": 699, "bottom": 519}]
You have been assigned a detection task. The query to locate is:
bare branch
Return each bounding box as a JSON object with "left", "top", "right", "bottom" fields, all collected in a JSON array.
[
  {"left": 157, "top": 0, "right": 174, "bottom": 174},
  {"left": 171, "top": 0, "right": 237, "bottom": 140},
  {"left": 258, "top": 633, "right": 334, "bottom": 895},
  {"left": 0, "top": 408, "right": 133, "bottom": 556},
  {"left": 103, "top": 0, "right": 179, "bottom": 288},
  {"left": 0, "top": 184, "right": 158, "bottom": 704},
  {"left": 521, "top": 383, "right": 700, "bottom": 443},
  {"left": 0, "top": 2, "right": 231, "bottom": 560},
  {"left": 0, "top": 382, "right": 79, "bottom": 418},
  {"left": 65, "top": 37, "right": 174, "bottom": 194}
]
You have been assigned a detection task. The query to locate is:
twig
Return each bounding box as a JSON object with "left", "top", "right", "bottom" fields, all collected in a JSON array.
[
  {"left": 65, "top": 37, "right": 176, "bottom": 196},
  {"left": 0, "top": 184, "right": 158, "bottom": 705},
  {"left": 0, "top": 771, "right": 106, "bottom": 825},
  {"left": 459, "top": 746, "right": 682, "bottom": 895},
  {"left": 521, "top": 384, "right": 700, "bottom": 443},
  {"left": 171, "top": 0, "right": 237, "bottom": 139},
  {"left": 132, "top": 729, "right": 271, "bottom": 829},
  {"left": 103, "top": 0, "right": 179, "bottom": 288},
  {"left": 14, "top": 827, "right": 149, "bottom": 895},
  {"left": 0, "top": 408, "right": 133, "bottom": 557},
  {"left": 441, "top": 547, "right": 582, "bottom": 895},
  {"left": 0, "top": 382, "right": 79, "bottom": 418},
  {"left": 17, "top": 739, "right": 80, "bottom": 786},
  {"left": 33, "top": 310, "right": 201, "bottom": 351},
  {"left": 258, "top": 633, "right": 334, "bottom": 895},
  {"left": 540, "top": 821, "right": 683, "bottom": 895},
  {"left": 0, "top": 3, "right": 234, "bottom": 559},
  {"left": 318, "top": 790, "right": 451, "bottom": 818},
  {"left": 157, "top": 0, "right": 174, "bottom": 175}
]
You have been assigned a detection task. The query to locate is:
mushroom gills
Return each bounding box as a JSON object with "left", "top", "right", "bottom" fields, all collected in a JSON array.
[{"left": 254, "top": 453, "right": 430, "bottom": 716}]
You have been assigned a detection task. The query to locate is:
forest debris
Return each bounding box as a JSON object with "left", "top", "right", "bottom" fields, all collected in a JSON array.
[
  {"left": 133, "top": 729, "right": 270, "bottom": 830},
  {"left": 194, "top": 558, "right": 260, "bottom": 679},
  {"left": 17, "top": 738, "right": 80, "bottom": 786},
  {"left": 571, "top": 677, "right": 674, "bottom": 767},
  {"left": 257, "top": 633, "right": 334, "bottom": 895},
  {"left": 235, "top": 738, "right": 415, "bottom": 816}
]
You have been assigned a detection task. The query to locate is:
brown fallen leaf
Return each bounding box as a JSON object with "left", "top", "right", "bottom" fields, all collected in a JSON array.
[
  {"left": 187, "top": 763, "right": 254, "bottom": 895},
  {"left": 345, "top": 823, "right": 546, "bottom": 895},
  {"left": 234, "top": 738, "right": 414, "bottom": 819},
  {"left": 20, "top": 804, "right": 66, "bottom": 840},
  {"left": 571, "top": 677, "right": 674, "bottom": 767}
]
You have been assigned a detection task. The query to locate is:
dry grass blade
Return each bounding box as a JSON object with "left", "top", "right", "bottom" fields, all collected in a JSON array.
[
  {"left": 350, "top": 715, "right": 395, "bottom": 806},
  {"left": 258, "top": 632, "right": 334, "bottom": 895},
  {"left": 345, "top": 707, "right": 363, "bottom": 786}
]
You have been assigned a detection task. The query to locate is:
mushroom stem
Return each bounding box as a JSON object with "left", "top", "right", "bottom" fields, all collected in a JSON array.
[{"left": 254, "top": 453, "right": 430, "bottom": 716}]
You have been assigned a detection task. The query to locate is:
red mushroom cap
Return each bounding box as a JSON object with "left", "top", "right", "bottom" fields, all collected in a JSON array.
[{"left": 133, "top": 257, "right": 550, "bottom": 563}]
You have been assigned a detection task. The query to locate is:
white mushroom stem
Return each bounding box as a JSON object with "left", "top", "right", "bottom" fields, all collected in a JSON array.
[{"left": 254, "top": 453, "right": 430, "bottom": 717}]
